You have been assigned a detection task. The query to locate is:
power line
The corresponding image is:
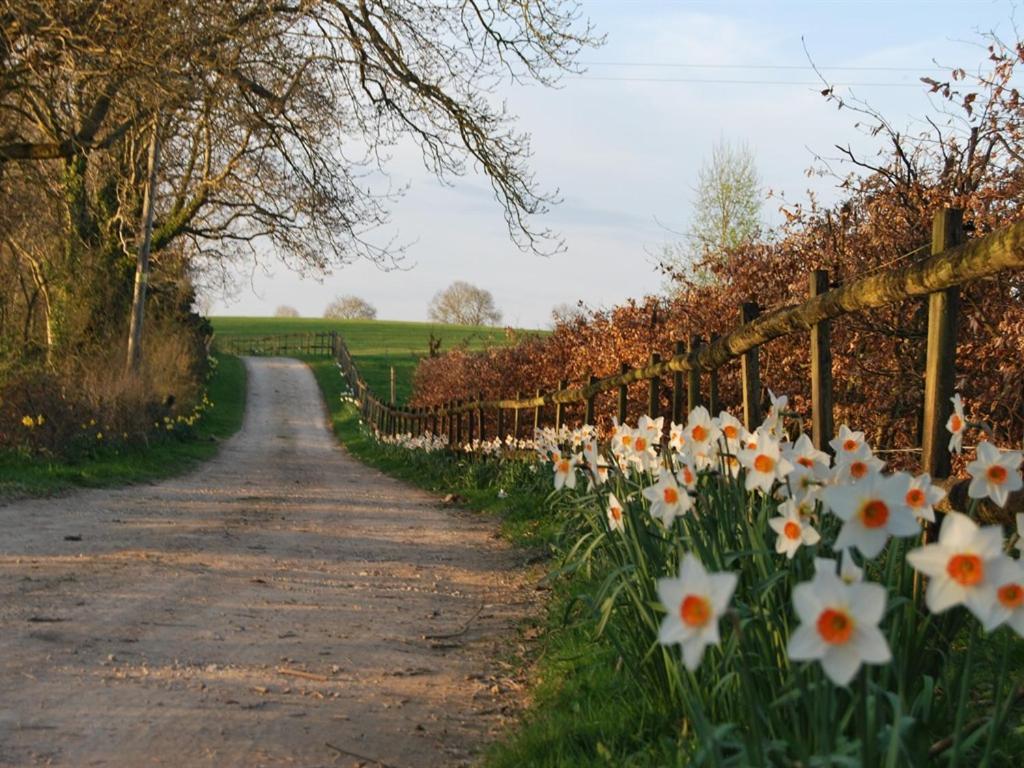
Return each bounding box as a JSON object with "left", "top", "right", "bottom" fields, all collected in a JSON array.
[
  {"left": 572, "top": 75, "right": 925, "bottom": 87},
  {"left": 580, "top": 61, "right": 945, "bottom": 73}
]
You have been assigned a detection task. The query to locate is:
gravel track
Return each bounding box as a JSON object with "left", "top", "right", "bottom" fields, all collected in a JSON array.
[{"left": 0, "top": 357, "right": 533, "bottom": 768}]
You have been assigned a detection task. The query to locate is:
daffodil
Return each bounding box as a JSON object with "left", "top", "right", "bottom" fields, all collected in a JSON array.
[
  {"left": 769, "top": 500, "right": 821, "bottom": 559},
  {"left": 763, "top": 389, "right": 789, "bottom": 438},
  {"left": 684, "top": 406, "right": 720, "bottom": 465},
  {"left": 829, "top": 424, "right": 866, "bottom": 459},
  {"left": 966, "top": 441, "right": 1023, "bottom": 507},
  {"left": 788, "top": 567, "right": 891, "bottom": 685},
  {"left": 822, "top": 472, "right": 920, "bottom": 559},
  {"left": 784, "top": 433, "right": 831, "bottom": 474},
  {"left": 890, "top": 471, "right": 946, "bottom": 524},
  {"left": 830, "top": 444, "right": 885, "bottom": 485},
  {"left": 656, "top": 553, "right": 738, "bottom": 671},
  {"left": 606, "top": 492, "right": 626, "bottom": 533},
  {"left": 984, "top": 558, "right": 1024, "bottom": 636},
  {"left": 553, "top": 454, "right": 578, "bottom": 491},
  {"left": 906, "top": 511, "right": 1008, "bottom": 622},
  {"left": 674, "top": 456, "right": 698, "bottom": 492},
  {"left": 21, "top": 415, "right": 34, "bottom": 428},
  {"left": 642, "top": 471, "right": 692, "bottom": 527},
  {"left": 946, "top": 393, "right": 966, "bottom": 454},
  {"left": 737, "top": 427, "right": 793, "bottom": 493}
]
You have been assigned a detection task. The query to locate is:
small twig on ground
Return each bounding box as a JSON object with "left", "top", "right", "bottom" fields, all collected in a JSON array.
[
  {"left": 325, "top": 741, "right": 406, "bottom": 768},
  {"left": 423, "top": 602, "right": 484, "bottom": 640},
  {"left": 928, "top": 685, "right": 1024, "bottom": 757},
  {"left": 277, "top": 666, "right": 328, "bottom": 682}
]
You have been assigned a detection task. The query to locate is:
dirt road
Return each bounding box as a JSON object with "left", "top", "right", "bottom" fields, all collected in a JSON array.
[{"left": 0, "top": 357, "right": 533, "bottom": 768}]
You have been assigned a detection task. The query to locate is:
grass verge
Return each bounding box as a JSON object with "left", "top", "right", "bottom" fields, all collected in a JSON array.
[{"left": 0, "top": 353, "right": 247, "bottom": 498}]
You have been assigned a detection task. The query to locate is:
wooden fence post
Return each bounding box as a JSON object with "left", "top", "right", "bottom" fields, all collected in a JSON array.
[
  {"left": 648, "top": 353, "right": 660, "bottom": 418},
  {"left": 618, "top": 362, "right": 629, "bottom": 424},
  {"left": 533, "top": 388, "right": 542, "bottom": 434},
  {"left": 513, "top": 391, "right": 521, "bottom": 440},
  {"left": 585, "top": 374, "right": 598, "bottom": 425},
  {"left": 687, "top": 335, "right": 702, "bottom": 413},
  {"left": 431, "top": 406, "right": 439, "bottom": 436},
  {"left": 741, "top": 302, "right": 762, "bottom": 431},
  {"left": 455, "top": 401, "right": 463, "bottom": 446},
  {"left": 467, "top": 401, "right": 476, "bottom": 444},
  {"left": 672, "top": 340, "right": 685, "bottom": 424},
  {"left": 921, "top": 208, "right": 965, "bottom": 479},
  {"left": 555, "top": 379, "right": 568, "bottom": 429},
  {"left": 810, "top": 269, "right": 835, "bottom": 452},
  {"left": 477, "top": 393, "right": 485, "bottom": 442},
  {"left": 389, "top": 367, "right": 396, "bottom": 405}
]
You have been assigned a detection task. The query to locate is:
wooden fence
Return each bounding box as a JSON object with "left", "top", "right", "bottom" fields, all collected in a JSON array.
[
  {"left": 337, "top": 208, "right": 1024, "bottom": 482},
  {"left": 218, "top": 332, "right": 338, "bottom": 358}
]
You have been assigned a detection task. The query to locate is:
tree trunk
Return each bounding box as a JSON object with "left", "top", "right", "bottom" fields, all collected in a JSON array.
[{"left": 126, "top": 121, "right": 161, "bottom": 374}]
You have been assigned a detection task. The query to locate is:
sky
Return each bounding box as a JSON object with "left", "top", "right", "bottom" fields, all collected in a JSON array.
[{"left": 209, "top": 0, "right": 1021, "bottom": 328}]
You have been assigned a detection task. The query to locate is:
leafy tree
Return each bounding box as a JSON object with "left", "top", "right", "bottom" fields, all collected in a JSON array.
[
  {"left": 428, "top": 281, "right": 502, "bottom": 326},
  {"left": 274, "top": 306, "right": 299, "bottom": 318},
  {"left": 662, "top": 138, "right": 762, "bottom": 288},
  {"left": 324, "top": 295, "right": 377, "bottom": 320}
]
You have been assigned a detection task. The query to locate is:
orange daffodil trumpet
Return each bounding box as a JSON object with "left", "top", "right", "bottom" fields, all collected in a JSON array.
[
  {"left": 656, "top": 554, "right": 738, "bottom": 671},
  {"left": 606, "top": 492, "right": 626, "bottom": 533},
  {"left": 788, "top": 558, "right": 891, "bottom": 685}
]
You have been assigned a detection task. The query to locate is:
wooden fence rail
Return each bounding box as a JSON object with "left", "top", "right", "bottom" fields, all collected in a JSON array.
[{"left": 332, "top": 209, "right": 1022, "bottom": 480}]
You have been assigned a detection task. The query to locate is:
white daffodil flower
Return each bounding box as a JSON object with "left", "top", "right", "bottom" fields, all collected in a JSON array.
[
  {"left": 784, "top": 433, "right": 831, "bottom": 474},
  {"left": 606, "top": 492, "right": 626, "bottom": 533},
  {"left": 788, "top": 567, "right": 891, "bottom": 686},
  {"left": 984, "top": 558, "right": 1024, "bottom": 636},
  {"left": 769, "top": 499, "right": 821, "bottom": 559},
  {"left": 890, "top": 471, "right": 946, "bottom": 524},
  {"left": 657, "top": 553, "right": 738, "bottom": 671},
  {"left": 906, "top": 511, "right": 1008, "bottom": 623},
  {"left": 830, "top": 444, "right": 886, "bottom": 485},
  {"left": 684, "top": 406, "right": 721, "bottom": 461},
  {"left": 553, "top": 454, "right": 578, "bottom": 491},
  {"left": 947, "top": 393, "right": 966, "bottom": 455},
  {"left": 829, "top": 424, "right": 867, "bottom": 460},
  {"left": 966, "top": 441, "right": 1023, "bottom": 508},
  {"left": 642, "top": 471, "right": 692, "bottom": 527},
  {"left": 821, "top": 472, "right": 920, "bottom": 559},
  {"left": 737, "top": 427, "right": 794, "bottom": 493}
]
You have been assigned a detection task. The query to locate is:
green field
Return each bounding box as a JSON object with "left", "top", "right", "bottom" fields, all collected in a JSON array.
[{"left": 212, "top": 317, "right": 537, "bottom": 403}]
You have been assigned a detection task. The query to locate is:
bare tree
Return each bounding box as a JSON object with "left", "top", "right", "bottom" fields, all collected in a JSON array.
[
  {"left": 428, "top": 281, "right": 502, "bottom": 326},
  {"left": 324, "top": 295, "right": 377, "bottom": 320},
  {"left": 274, "top": 305, "right": 300, "bottom": 318},
  {"left": 0, "top": 1, "right": 599, "bottom": 365}
]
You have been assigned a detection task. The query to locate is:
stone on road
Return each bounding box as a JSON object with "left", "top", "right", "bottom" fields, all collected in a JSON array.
[{"left": 0, "top": 357, "right": 531, "bottom": 767}]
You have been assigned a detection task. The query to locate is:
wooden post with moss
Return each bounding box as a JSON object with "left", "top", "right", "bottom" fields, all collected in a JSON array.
[
  {"left": 671, "top": 341, "right": 685, "bottom": 423},
  {"left": 477, "top": 394, "right": 485, "bottom": 441},
  {"left": 648, "top": 353, "right": 660, "bottom": 418},
  {"left": 708, "top": 334, "right": 720, "bottom": 416},
  {"left": 585, "top": 374, "right": 598, "bottom": 425},
  {"left": 921, "top": 209, "right": 965, "bottom": 479},
  {"left": 617, "top": 362, "right": 629, "bottom": 424},
  {"left": 687, "top": 335, "right": 702, "bottom": 413},
  {"left": 810, "top": 269, "right": 835, "bottom": 452},
  {"left": 512, "top": 392, "right": 521, "bottom": 440},
  {"left": 533, "top": 388, "right": 543, "bottom": 433},
  {"left": 554, "top": 379, "right": 568, "bottom": 428},
  {"left": 741, "top": 302, "right": 761, "bottom": 431}
]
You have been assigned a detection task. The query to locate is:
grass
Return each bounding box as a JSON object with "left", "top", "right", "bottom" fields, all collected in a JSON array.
[
  {"left": 0, "top": 353, "right": 247, "bottom": 498},
  {"left": 211, "top": 316, "right": 538, "bottom": 404}
]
